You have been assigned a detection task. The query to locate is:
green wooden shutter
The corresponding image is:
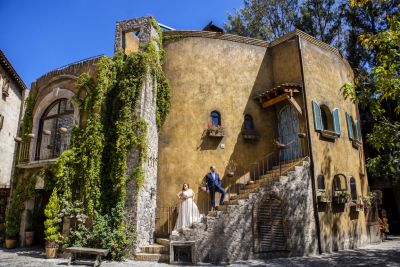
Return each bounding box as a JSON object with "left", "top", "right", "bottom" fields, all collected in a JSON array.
[
  {"left": 312, "top": 100, "right": 323, "bottom": 131},
  {"left": 346, "top": 112, "right": 354, "bottom": 140},
  {"left": 355, "top": 120, "right": 361, "bottom": 141},
  {"left": 332, "top": 108, "right": 341, "bottom": 135}
]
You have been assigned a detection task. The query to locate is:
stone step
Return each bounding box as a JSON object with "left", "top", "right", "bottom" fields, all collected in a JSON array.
[
  {"left": 239, "top": 192, "right": 250, "bottom": 199},
  {"left": 208, "top": 210, "right": 218, "bottom": 217},
  {"left": 135, "top": 253, "right": 169, "bottom": 262},
  {"left": 245, "top": 183, "right": 260, "bottom": 189},
  {"left": 155, "top": 238, "right": 170, "bottom": 247},
  {"left": 140, "top": 244, "right": 169, "bottom": 254},
  {"left": 226, "top": 199, "right": 239, "bottom": 205},
  {"left": 239, "top": 186, "right": 260, "bottom": 195},
  {"left": 216, "top": 205, "right": 227, "bottom": 211}
]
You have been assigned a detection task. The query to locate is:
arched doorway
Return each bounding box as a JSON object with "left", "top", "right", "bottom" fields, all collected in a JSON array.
[
  {"left": 256, "top": 194, "right": 287, "bottom": 252},
  {"left": 278, "top": 104, "right": 301, "bottom": 161}
]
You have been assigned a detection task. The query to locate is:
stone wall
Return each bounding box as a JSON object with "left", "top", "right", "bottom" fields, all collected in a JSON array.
[
  {"left": 0, "top": 64, "right": 25, "bottom": 186},
  {"left": 171, "top": 159, "right": 317, "bottom": 263},
  {"left": 116, "top": 17, "right": 160, "bottom": 250}
]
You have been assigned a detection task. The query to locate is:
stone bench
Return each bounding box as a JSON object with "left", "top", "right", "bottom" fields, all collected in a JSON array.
[{"left": 64, "top": 247, "right": 108, "bottom": 267}]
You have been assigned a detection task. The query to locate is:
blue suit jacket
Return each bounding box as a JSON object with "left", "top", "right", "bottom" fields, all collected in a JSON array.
[{"left": 205, "top": 172, "right": 222, "bottom": 191}]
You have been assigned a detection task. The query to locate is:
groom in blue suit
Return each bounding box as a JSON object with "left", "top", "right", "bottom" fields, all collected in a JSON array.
[{"left": 206, "top": 165, "right": 225, "bottom": 210}]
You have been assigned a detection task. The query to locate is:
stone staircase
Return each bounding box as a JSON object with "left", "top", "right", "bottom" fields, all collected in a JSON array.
[
  {"left": 207, "top": 158, "right": 306, "bottom": 217},
  {"left": 135, "top": 238, "right": 170, "bottom": 262},
  {"left": 135, "top": 157, "right": 308, "bottom": 263}
]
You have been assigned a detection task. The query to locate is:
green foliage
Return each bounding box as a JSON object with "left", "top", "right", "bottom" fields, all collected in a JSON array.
[
  {"left": 5, "top": 173, "right": 36, "bottom": 238},
  {"left": 342, "top": 2, "right": 400, "bottom": 181},
  {"left": 224, "top": 0, "right": 300, "bottom": 41},
  {"left": 39, "top": 18, "right": 170, "bottom": 260},
  {"left": 297, "top": 0, "right": 345, "bottom": 49},
  {"left": 44, "top": 190, "right": 62, "bottom": 246},
  {"left": 20, "top": 89, "right": 38, "bottom": 142}
]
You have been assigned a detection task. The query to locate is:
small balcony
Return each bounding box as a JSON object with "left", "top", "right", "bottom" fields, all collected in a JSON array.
[
  {"left": 206, "top": 125, "right": 225, "bottom": 138},
  {"left": 242, "top": 129, "right": 259, "bottom": 141},
  {"left": 16, "top": 131, "right": 71, "bottom": 168}
]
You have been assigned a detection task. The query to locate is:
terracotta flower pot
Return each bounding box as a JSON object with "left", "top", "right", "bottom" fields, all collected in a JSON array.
[
  {"left": 45, "top": 247, "right": 58, "bottom": 259},
  {"left": 5, "top": 238, "right": 17, "bottom": 249},
  {"left": 25, "top": 231, "right": 34, "bottom": 247}
]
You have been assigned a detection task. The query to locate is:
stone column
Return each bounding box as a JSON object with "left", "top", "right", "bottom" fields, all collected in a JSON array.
[{"left": 115, "top": 17, "right": 160, "bottom": 250}]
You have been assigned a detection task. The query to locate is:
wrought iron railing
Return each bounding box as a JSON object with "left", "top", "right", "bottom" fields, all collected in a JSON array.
[
  {"left": 155, "top": 135, "right": 310, "bottom": 236},
  {"left": 16, "top": 133, "right": 71, "bottom": 164}
]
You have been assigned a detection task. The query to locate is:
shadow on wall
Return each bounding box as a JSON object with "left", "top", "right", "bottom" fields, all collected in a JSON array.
[{"left": 195, "top": 49, "right": 275, "bottom": 212}]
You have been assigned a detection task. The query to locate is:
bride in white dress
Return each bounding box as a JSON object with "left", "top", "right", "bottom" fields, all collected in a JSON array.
[{"left": 172, "top": 183, "right": 201, "bottom": 235}]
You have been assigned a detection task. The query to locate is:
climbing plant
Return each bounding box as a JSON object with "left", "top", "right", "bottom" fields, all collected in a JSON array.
[{"left": 37, "top": 18, "right": 169, "bottom": 260}]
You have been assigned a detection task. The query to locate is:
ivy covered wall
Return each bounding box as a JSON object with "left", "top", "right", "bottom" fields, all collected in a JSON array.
[{"left": 5, "top": 17, "right": 170, "bottom": 260}]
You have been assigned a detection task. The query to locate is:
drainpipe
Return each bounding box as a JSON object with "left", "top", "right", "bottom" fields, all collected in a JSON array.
[{"left": 296, "top": 35, "right": 322, "bottom": 254}]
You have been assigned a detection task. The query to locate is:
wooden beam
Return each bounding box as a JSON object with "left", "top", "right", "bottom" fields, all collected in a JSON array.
[
  {"left": 288, "top": 97, "right": 303, "bottom": 115},
  {"left": 262, "top": 93, "right": 290, "bottom": 108}
]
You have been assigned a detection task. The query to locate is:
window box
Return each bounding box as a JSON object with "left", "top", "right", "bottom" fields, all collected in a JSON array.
[
  {"left": 333, "top": 190, "right": 350, "bottom": 204},
  {"left": 207, "top": 126, "right": 224, "bottom": 137},
  {"left": 316, "top": 190, "right": 329, "bottom": 203},
  {"left": 352, "top": 139, "right": 362, "bottom": 149},
  {"left": 242, "top": 129, "right": 259, "bottom": 141},
  {"left": 320, "top": 130, "right": 340, "bottom": 139}
]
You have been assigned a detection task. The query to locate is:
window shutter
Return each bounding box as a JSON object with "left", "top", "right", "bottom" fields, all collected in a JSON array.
[
  {"left": 355, "top": 120, "right": 361, "bottom": 141},
  {"left": 332, "top": 108, "right": 341, "bottom": 135},
  {"left": 346, "top": 112, "right": 354, "bottom": 140},
  {"left": 312, "top": 100, "right": 323, "bottom": 131}
]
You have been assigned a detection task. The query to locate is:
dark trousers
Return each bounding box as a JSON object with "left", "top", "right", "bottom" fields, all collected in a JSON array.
[{"left": 209, "top": 186, "right": 225, "bottom": 210}]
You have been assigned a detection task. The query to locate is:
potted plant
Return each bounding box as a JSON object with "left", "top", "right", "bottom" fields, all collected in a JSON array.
[
  {"left": 226, "top": 160, "right": 237, "bottom": 177},
  {"left": 207, "top": 124, "right": 225, "bottom": 137},
  {"left": 4, "top": 198, "right": 22, "bottom": 249},
  {"left": 44, "top": 190, "right": 62, "bottom": 258},
  {"left": 25, "top": 209, "right": 34, "bottom": 247},
  {"left": 333, "top": 191, "right": 350, "bottom": 204},
  {"left": 316, "top": 189, "right": 329, "bottom": 203}
]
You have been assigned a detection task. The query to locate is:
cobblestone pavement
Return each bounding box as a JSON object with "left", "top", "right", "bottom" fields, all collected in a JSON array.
[{"left": 0, "top": 237, "right": 399, "bottom": 267}]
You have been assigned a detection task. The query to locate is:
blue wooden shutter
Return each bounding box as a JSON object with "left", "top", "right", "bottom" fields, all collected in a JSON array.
[
  {"left": 355, "top": 120, "right": 361, "bottom": 141},
  {"left": 312, "top": 100, "right": 323, "bottom": 131},
  {"left": 332, "top": 108, "right": 341, "bottom": 135},
  {"left": 346, "top": 112, "right": 354, "bottom": 140}
]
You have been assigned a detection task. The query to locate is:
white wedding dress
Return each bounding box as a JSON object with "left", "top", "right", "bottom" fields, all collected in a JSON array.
[{"left": 172, "top": 189, "right": 201, "bottom": 234}]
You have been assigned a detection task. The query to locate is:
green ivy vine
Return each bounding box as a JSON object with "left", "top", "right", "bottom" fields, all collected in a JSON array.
[{"left": 38, "top": 19, "right": 170, "bottom": 260}]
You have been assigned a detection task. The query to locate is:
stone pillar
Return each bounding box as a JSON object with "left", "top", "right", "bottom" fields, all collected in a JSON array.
[
  {"left": 115, "top": 17, "right": 160, "bottom": 250},
  {"left": 19, "top": 199, "right": 34, "bottom": 247}
]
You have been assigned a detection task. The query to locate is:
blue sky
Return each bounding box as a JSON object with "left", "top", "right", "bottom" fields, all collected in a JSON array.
[{"left": 0, "top": 0, "right": 243, "bottom": 87}]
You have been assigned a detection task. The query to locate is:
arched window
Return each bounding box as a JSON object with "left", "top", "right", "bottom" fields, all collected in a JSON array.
[
  {"left": 244, "top": 114, "right": 254, "bottom": 130},
  {"left": 320, "top": 105, "right": 333, "bottom": 131},
  {"left": 211, "top": 111, "right": 221, "bottom": 126},
  {"left": 350, "top": 177, "right": 357, "bottom": 201},
  {"left": 35, "top": 98, "right": 74, "bottom": 160},
  {"left": 317, "top": 175, "right": 325, "bottom": 190},
  {"left": 333, "top": 174, "right": 347, "bottom": 191}
]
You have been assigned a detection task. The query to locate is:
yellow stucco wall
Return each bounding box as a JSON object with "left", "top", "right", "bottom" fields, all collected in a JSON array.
[
  {"left": 300, "top": 37, "right": 369, "bottom": 251},
  {"left": 159, "top": 37, "right": 283, "bottom": 212}
]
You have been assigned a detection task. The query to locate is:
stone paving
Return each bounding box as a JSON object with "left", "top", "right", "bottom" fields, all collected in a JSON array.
[{"left": 0, "top": 237, "right": 399, "bottom": 266}]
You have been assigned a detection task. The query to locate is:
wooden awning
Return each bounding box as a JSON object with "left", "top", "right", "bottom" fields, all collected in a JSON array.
[{"left": 254, "top": 83, "right": 303, "bottom": 114}]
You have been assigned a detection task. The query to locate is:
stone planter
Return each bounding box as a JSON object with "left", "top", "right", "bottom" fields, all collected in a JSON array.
[
  {"left": 5, "top": 238, "right": 17, "bottom": 249},
  {"left": 25, "top": 231, "right": 34, "bottom": 247},
  {"left": 317, "top": 195, "right": 329, "bottom": 203},
  {"left": 45, "top": 247, "right": 58, "bottom": 259},
  {"left": 226, "top": 172, "right": 234, "bottom": 177}
]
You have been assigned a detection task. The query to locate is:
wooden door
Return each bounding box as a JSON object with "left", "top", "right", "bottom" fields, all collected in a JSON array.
[
  {"left": 278, "top": 104, "right": 301, "bottom": 161},
  {"left": 258, "top": 195, "right": 286, "bottom": 252}
]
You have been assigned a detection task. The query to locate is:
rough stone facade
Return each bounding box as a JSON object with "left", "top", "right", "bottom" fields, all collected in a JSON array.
[
  {"left": 116, "top": 17, "right": 160, "bottom": 249},
  {"left": 171, "top": 159, "right": 317, "bottom": 263},
  {"left": 0, "top": 52, "right": 26, "bottom": 186}
]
